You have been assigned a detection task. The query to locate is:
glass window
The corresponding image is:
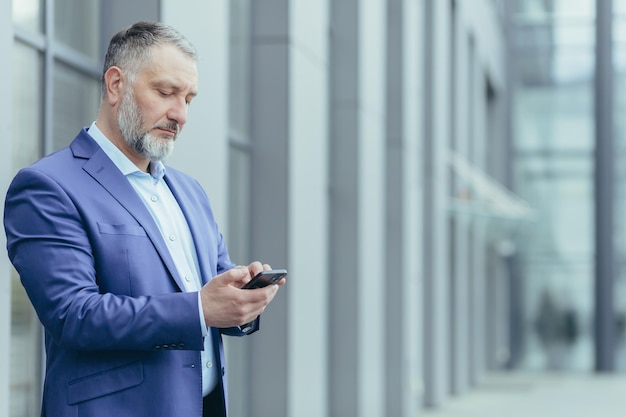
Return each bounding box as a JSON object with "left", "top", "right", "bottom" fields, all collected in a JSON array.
[
  {"left": 11, "top": 41, "right": 44, "bottom": 417},
  {"left": 513, "top": 86, "right": 595, "bottom": 371},
  {"left": 12, "top": 0, "right": 44, "bottom": 34},
  {"left": 513, "top": 81, "right": 594, "bottom": 153},
  {"left": 11, "top": 2, "right": 104, "bottom": 415},
  {"left": 13, "top": 41, "right": 43, "bottom": 171},
  {"left": 10, "top": 269, "right": 42, "bottom": 417},
  {"left": 511, "top": 3, "right": 595, "bottom": 372},
  {"left": 53, "top": 61, "right": 100, "bottom": 150},
  {"left": 54, "top": 0, "right": 102, "bottom": 60}
]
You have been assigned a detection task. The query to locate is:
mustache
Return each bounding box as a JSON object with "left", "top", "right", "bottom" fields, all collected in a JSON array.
[{"left": 152, "top": 122, "right": 180, "bottom": 135}]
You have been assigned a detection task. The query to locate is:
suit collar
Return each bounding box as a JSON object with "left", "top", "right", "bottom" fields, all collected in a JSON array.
[{"left": 70, "top": 127, "right": 101, "bottom": 159}]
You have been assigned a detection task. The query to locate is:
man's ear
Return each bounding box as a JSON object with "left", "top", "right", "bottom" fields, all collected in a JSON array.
[{"left": 103, "top": 66, "right": 125, "bottom": 106}]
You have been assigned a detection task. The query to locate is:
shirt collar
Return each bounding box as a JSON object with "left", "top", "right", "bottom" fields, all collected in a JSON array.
[{"left": 87, "top": 121, "right": 166, "bottom": 181}]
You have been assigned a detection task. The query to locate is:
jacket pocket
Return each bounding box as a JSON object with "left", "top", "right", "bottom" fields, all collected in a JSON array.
[
  {"left": 97, "top": 223, "right": 147, "bottom": 237},
  {"left": 66, "top": 361, "right": 144, "bottom": 405}
]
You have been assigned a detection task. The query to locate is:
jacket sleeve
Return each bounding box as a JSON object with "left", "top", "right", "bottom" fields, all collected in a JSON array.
[{"left": 4, "top": 168, "right": 205, "bottom": 351}]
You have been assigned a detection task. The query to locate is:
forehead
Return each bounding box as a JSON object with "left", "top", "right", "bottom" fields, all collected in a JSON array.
[{"left": 137, "top": 44, "right": 198, "bottom": 92}]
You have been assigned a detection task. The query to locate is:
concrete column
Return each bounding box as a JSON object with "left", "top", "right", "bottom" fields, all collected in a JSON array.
[
  {"left": 594, "top": 0, "right": 616, "bottom": 372},
  {"left": 386, "top": 0, "right": 424, "bottom": 415},
  {"left": 422, "top": 0, "right": 452, "bottom": 407},
  {"left": 286, "top": 3, "right": 331, "bottom": 417},
  {"left": 330, "top": 0, "right": 387, "bottom": 416},
  {"left": 248, "top": 1, "right": 331, "bottom": 417}
]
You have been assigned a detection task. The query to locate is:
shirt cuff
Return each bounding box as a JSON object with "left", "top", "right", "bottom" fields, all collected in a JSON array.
[{"left": 197, "top": 292, "right": 208, "bottom": 337}]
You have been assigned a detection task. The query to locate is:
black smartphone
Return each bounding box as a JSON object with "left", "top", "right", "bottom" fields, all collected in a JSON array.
[
  {"left": 242, "top": 269, "right": 287, "bottom": 290},
  {"left": 239, "top": 269, "right": 287, "bottom": 333}
]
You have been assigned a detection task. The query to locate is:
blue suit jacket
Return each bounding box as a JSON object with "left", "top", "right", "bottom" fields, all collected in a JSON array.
[{"left": 4, "top": 129, "right": 255, "bottom": 417}]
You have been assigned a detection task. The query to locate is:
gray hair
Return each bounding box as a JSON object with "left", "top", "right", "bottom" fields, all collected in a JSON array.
[{"left": 101, "top": 21, "right": 198, "bottom": 95}]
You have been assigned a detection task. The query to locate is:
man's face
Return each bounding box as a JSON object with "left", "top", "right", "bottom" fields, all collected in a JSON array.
[{"left": 117, "top": 44, "right": 198, "bottom": 162}]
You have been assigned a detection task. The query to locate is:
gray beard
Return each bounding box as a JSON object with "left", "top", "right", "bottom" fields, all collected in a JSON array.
[{"left": 118, "top": 89, "right": 175, "bottom": 162}]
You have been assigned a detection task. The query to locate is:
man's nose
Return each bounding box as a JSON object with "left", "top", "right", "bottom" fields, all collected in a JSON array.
[{"left": 168, "top": 98, "right": 188, "bottom": 126}]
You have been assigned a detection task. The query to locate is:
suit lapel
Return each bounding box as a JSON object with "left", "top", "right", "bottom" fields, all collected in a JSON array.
[{"left": 71, "top": 130, "right": 186, "bottom": 292}]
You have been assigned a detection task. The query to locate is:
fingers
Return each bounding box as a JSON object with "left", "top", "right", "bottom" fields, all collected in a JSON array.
[
  {"left": 200, "top": 261, "right": 285, "bottom": 328},
  {"left": 213, "top": 267, "right": 247, "bottom": 286},
  {"left": 247, "top": 261, "right": 264, "bottom": 278},
  {"left": 200, "top": 276, "right": 279, "bottom": 328}
]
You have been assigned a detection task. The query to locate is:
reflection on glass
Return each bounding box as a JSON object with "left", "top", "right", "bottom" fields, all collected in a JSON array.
[
  {"left": 53, "top": 61, "right": 100, "bottom": 151},
  {"left": 55, "top": 0, "right": 102, "bottom": 59},
  {"left": 12, "top": 0, "right": 43, "bottom": 33}
]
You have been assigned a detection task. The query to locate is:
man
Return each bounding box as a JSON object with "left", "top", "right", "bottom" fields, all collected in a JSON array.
[{"left": 4, "top": 21, "right": 284, "bottom": 417}]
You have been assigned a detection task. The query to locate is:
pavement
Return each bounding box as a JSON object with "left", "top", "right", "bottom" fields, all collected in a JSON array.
[{"left": 422, "top": 371, "right": 626, "bottom": 417}]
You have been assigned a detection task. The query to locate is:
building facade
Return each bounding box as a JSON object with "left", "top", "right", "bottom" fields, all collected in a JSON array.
[{"left": 0, "top": 1, "right": 514, "bottom": 416}]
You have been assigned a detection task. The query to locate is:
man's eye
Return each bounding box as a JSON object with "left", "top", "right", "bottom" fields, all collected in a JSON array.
[{"left": 158, "top": 90, "right": 170, "bottom": 97}]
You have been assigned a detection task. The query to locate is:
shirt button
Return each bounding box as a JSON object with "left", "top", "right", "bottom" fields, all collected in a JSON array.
[
  {"left": 151, "top": 195, "right": 158, "bottom": 202},
  {"left": 185, "top": 275, "right": 192, "bottom": 282},
  {"left": 169, "top": 234, "right": 176, "bottom": 241},
  {"left": 206, "top": 361, "right": 213, "bottom": 369}
]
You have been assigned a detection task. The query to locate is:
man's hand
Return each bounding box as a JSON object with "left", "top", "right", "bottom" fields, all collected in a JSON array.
[{"left": 199, "top": 262, "right": 285, "bottom": 328}]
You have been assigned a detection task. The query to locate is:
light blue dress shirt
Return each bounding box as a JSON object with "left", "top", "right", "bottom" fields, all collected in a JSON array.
[{"left": 87, "top": 122, "right": 218, "bottom": 395}]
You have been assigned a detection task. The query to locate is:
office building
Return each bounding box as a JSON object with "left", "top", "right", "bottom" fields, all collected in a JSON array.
[{"left": 1, "top": 1, "right": 623, "bottom": 416}]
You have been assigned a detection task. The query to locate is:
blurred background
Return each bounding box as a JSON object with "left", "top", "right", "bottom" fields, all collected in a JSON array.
[{"left": 2, "top": 0, "right": 626, "bottom": 416}]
